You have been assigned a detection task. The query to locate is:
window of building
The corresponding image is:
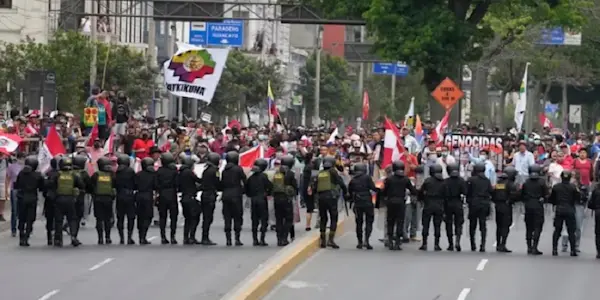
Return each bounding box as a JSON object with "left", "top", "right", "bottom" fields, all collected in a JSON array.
[{"left": 0, "top": 0, "right": 12, "bottom": 9}]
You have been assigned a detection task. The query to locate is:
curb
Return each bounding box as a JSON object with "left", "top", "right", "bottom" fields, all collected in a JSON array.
[{"left": 221, "top": 215, "right": 351, "bottom": 300}]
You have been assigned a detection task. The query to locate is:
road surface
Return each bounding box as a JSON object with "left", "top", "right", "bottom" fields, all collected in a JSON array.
[
  {"left": 266, "top": 209, "right": 600, "bottom": 300},
  {"left": 0, "top": 201, "right": 306, "bottom": 300}
]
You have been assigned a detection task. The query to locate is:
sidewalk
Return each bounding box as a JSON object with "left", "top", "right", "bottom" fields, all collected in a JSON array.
[{"left": 0, "top": 200, "right": 13, "bottom": 233}]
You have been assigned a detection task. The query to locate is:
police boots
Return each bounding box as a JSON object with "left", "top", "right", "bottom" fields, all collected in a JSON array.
[
  {"left": 356, "top": 230, "right": 363, "bottom": 249},
  {"left": 434, "top": 236, "right": 442, "bottom": 251},
  {"left": 47, "top": 231, "right": 53, "bottom": 246},
  {"left": 200, "top": 230, "right": 217, "bottom": 246},
  {"left": 395, "top": 237, "right": 403, "bottom": 251},
  {"left": 531, "top": 238, "right": 543, "bottom": 255},
  {"left": 235, "top": 232, "right": 243, "bottom": 246},
  {"left": 470, "top": 236, "right": 477, "bottom": 252},
  {"left": 364, "top": 231, "right": 373, "bottom": 250},
  {"left": 183, "top": 223, "right": 191, "bottom": 245},
  {"left": 447, "top": 235, "right": 454, "bottom": 251},
  {"left": 119, "top": 229, "right": 126, "bottom": 245},
  {"left": 327, "top": 231, "right": 339, "bottom": 249},
  {"left": 419, "top": 236, "right": 427, "bottom": 251},
  {"left": 170, "top": 229, "right": 178, "bottom": 245},
  {"left": 97, "top": 227, "right": 105, "bottom": 245},
  {"left": 455, "top": 235, "right": 462, "bottom": 252},
  {"left": 127, "top": 229, "right": 135, "bottom": 245},
  {"left": 479, "top": 236, "right": 486, "bottom": 253},
  {"left": 19, "top": 232, "right": 30, "bottom": 247},
  {"left": 226, "top": 231, "right": 232, "bottom": 246},
  {"left": 319, "top": 232, "right": 327, "bottom": 248},
  {"left": 252, "top": 230, "right": 260, "bottom": 246},
  {"left": 260, "top": 231, "right": 268, "bottom": 246}
]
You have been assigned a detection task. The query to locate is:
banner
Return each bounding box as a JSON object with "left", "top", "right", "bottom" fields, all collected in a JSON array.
[
  {"left": 83, "top": 107, "right": 98, "bottom": 127},
  {"left": 443, "top": 133, "right": 505, "bottom": 172},
  {"left": 163, "top": 43, "right": 229, "bottom": 104}
]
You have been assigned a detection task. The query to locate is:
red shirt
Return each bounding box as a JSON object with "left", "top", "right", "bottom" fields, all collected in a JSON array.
[
  {"left": 132, "top": 138, "right": 155, "bottom": 159},
  {"left": 400, "top": 153, "right": 418, "bottom": 178},
  {"left": 574, "top": 158, "right": 592, "bottom": 185}
]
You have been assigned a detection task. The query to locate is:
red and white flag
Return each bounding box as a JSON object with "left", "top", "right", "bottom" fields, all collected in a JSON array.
[
  {"left": 239, "top": 145, "right": 265, "bottom": 168},
  {"left": 429, "top": 109, "right": 450, "bottom": 145},
  {"left": 86, "top": 123, "right": 99, "bottom": 147},
  {"left": 0, "top": 133, "right": 23, "bottom": 155},
  {"left": 103, "top": 131, "right": 115, "bottom": 154},
  {"left": 539, "top": 113, "right": 554, "bottom": 128},
  {"left": 38, "top": 126, "right": 66, "bottom": 173},
  {"left": 381, "top": 117, "right": 406, "bottom": 169},
  {"left": 362, "top": 90, "right": 369, "bottom": 120}
]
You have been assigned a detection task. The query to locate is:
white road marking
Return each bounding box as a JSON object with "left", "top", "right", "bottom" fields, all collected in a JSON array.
[
  {"left": 457, "top": 288, "right": 471, "bottom": 300},
  {"left": 89, "top": 258, "right": 114, "bottom": 271},
  {"left": 476, "top": 259, "right": 488, "bottom": 271},
  {"left": 148, "top": 236, "right": 157, "bottom": 241},
  {"left": 38, "top": 290, "right": 60, "bottom": 300}
]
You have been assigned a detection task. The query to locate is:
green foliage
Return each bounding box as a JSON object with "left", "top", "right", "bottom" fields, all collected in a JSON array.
[
  {"left": 364, "top": 70, "right": 429, "bottom": 121},
  {"left": 0, "top": 31, "right": 156, "bottom": 112},
  {"left": 296, "top": 52, "right": 358, "bottom": 121}
]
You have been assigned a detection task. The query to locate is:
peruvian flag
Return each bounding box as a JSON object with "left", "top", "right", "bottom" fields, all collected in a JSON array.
[
  {"left": 0, "top": 133, "right": 23, "bottom": 154},
  {"left": 539, "top": 113, "right": 554, "bottom": 128},
  {"left": 103, "top": 131, "right": 115, "bottom": 154},
  {"left": 381, "top": 117, "right": 406, "bottom": 169},
  {"left": 239, "top": 145, "right": 265, "bottom": 168},
  {"left": 429, "top": 109, "right": 450, "bottom": 144},
  {"left": 362, "top": 90, "right": 369, "bottom": 120},
  {"left": 38, "top": 125, "right": 66, "bottom": 173},
  {"left": 85, "top": 123, "right": 99, "bottom": 147}
]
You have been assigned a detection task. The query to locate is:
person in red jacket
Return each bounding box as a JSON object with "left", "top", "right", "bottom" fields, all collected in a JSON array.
[{"left": 132, "top": 129, "right": 155, "bottom": 159}]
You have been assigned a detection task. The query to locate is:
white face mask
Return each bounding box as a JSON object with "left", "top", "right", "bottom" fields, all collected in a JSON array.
[
  {"left": 168, "top": 138, "right": 174, "bottom": 143},
  {"left": 480, "top": 155, "right": 487, "bottom": 161}
]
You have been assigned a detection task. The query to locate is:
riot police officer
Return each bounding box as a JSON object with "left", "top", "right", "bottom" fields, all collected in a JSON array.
[
  {"left": 466, "top": 162, "right": 493, "bottom": 252},
  {"left": 199, "top": 152, "right": 222, "bottom": 245},
  {"left": 49, "top": 157, "right": 84, "bottom": 247},
  {"left": 135, "top": 157, "right": 156, "bottom": 244},
  {"left": 313, "top": 156, "right": 348, "bottom": 249},
  {"left": 492, "top": 166, "right": 518, "bottom": 253},
  {"left": 588, "top": 182, "right": 600, "bottom": 259},
  {"left": 156, "top": 152, "right": 180, "bottom": 244},
  {"left": 272, "top": 155, "right": 298, "bottom": 246},
  {"left": 245, "top": 159, "right": 273, "bottom": 246},
  {"left": 549, "top": 171, "right": 579, "bottom": 257},
  {"left": 91, "top": 157, "right": 116, "bottom": 244},
  {"left": 179, "top": 157, "right": 202, "bottom": 245},
  {"left": 348, "top": 163, "right": 379, "bottom": 250},
  {"left": 221, "top": 151, "right": 248, "bottom": 246},
  {"left": 72, "top": 155, "right": 90, "bottom": 242},
  {"left": 43, "top": 157, "right": 60, "bottom": 245},
  {"left": 15, "top": 156, "right": 45, "bottom": 246},
  {"left": 381, "top": 161, "right": 415, "bottom": 250},
  {"left": 419, "top": 164, "right": 445, "bottom": 251},
  {"left": 521, "top": 164, "right": 547, "bottom": 255},
  {"left": 115, "top": 154, "right": 136, "bottom": 245},
  {"left": 443, "top": 163, "right": 467, "bottom": 251}
]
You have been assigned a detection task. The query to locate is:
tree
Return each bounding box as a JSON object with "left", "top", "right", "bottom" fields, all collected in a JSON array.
[
  {"left": 296, "top": 52, "right": 358, "bottom": 122},
  {"left": 0, "top": 31, "right": 156, "bottom": 112}
]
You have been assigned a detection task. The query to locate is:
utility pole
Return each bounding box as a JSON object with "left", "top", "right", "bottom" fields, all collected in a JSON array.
[
  {"left": 390, "top": 73, "right": 396, "bottom": 111},
  {"left": 164, "top": 22, "right": 175, "bottom": 119},
  {"left": 358, "top": 26, "right": 365, "bottom": 113},
  {"left": 313, "top": 25, "right": 322, "bottom": 126},
  {"left": 146, "top": 2, "right": 158, "bottom": 117},
  {"left": 90, "top": 2, "right": 98, "bottom": 91}
]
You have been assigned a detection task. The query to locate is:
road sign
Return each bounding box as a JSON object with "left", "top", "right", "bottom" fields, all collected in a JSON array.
[
  {"left": 431, "top": 77, "right": 464, "bottom": 110},
  {"left": 372, "top": 62, "right": 409, "bottom": 76},
  {"left": 538, "top": 27, "right": 581, "bottom": 46},
  {"left": 189, "top": 19, "right": 244, "bottom": 47},
  {"left": 569, "top": 104, "right": 582, "bottom": 124}
]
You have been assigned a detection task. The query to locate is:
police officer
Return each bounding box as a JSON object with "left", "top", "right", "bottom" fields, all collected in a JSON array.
[
  {"left": 521, "top": 164, "right": 547, "bottom": 255},
  {"left": 156, "top": 152, "right": 180, "bottom": 244},
  {"left": 313, "top": 156, "right": 348, "bottom": 249},
  {"left": 419, "top": 164, "right": 445, "bottom": 251},
  {"left": 466, "top": 162, "right": 493, "bottom": 252},
  {"left": 221, "top": 151, "right": 247, "bottom": 246},
  {"left": 115, "top": 154, "right": 136, "bottom": 245},
  {"left": 245, "top": 159, "right": 273, "bottom": 246},
  {"left": 179, "top": 157, "right": 202, "bottom": 245},
  {"left": 91, "top": 157, "right": 116, "bottom": 245},
  {"left": 72, "top": 155, "right": 90, "bottom": 242},
  {"left": 199, "top": 152, "right": 221, "bottom": 245},
  {"left": 49, "top": 157, "right": 84, "bottom": 247},
  {"left": 348, "top": 163, "right": 378, "bottom": 250},
  {"left": 272, "top": 155, "right": 298, "bottom": 246},
  {"left": 135, "top": 157, "right": 156, "bottom": 244},
  {"left": 492, "top": 166, "right": 518, "bottom": 253},
  {"left": 588, "top": 182, "right": 600, "bottom": 259},
  {"left": 549, "top": 171, "right": 579, "bottom": 257},
  {"left": 15, "top": 156, "right": 45, "bottom": 246},
  {"left": 381, "top": 161, "right": 415, "bottom": 251},
  {"left": 443, "top": 163, "right": 467, "bottom": 251},
  {"left": 43, "top": 157, "right": 60, "bottom": 246}
]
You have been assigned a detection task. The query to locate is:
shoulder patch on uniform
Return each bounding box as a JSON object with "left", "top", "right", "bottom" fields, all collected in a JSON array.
[{"left": 495, "top": 183, "right": 506, "bottom": 190}]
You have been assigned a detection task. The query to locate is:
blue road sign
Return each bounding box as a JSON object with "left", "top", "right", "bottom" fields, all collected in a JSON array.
[
  {"left": 189, "top": 19, "right": 244, "bottom": 47},
  {"left": 538, "top": 27, "right": 581, "bottom": 46},
  {"left": 372, "top": 62, "right": 410, "bottom": 76}
]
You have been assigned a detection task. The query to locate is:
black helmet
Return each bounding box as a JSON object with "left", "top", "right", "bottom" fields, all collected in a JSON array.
[
  {"left": 322, "top": 157, "right": 335, "bottom": 169},
  {"left": 252, "top": 159, "right": 268, "bottom": 173},
  {"left": 561, "top": 170, "right": 572, "bottom": 181},
  {"left": 447, "top": 163, "right": 460, "bottom": 177},
  {"left": 141, "top": 157, "right": 155, "bottom": 171},
  {"left": 499, "top": 172, "right": 508, "bottom": 179},
  {"left": 59, "top": 157, "right": 72, "bottom": 171},
  {"left": 281, "top": 155, "right": 295, "bottom": 168},
  {"left": 181, "top": 157, "right": 194, "bottom": 168},
  {"left": 117, "top": 154, "right": 130, "bottom": 166},
  {"left": 207, "top": 152, "right": 221, "bottom": 166},
  {"left": 50, "top": 157, "right": 59, "bottom": 170},
  {"left": 430, "top": 164, "right": 443, "bottom": 180},
  {"left": 393, "top": 160, "right": 405, "bottom": 176},
  {"left": 473, "top": 163, "right": 486, "bottom": 174},
  {"left": 353, "top": 163, "right": 367, "bottom": 175},
  {"left": 97, "top": 157, "right": 112, "bottom": 172},
  {"left": 25, "top": 155, "right": 39, "bottom": 171},
  {"left": 528, "top": 164, "right": 542, "bottom": 179},
  {"left": 504, "top": 166, "right": 517, "bottom": 180},
  {"left": 160, "top": 152, "right": 175, "bottom": 165},
  {"left": 415, "top": 165, "right": 424, "bottom": 174},
  {"left": 226, "top": 151, "right": 239, "bottom": 164},
  {"left": 73, "top": 155, "right": 87, "bottom": 170}
]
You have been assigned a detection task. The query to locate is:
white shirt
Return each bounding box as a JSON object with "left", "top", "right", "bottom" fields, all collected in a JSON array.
[
  {"left": 436, "top": 155, "right": 457, "bottom": 178},
  {"left": 547, "top": 162, "right": 564, "bottom": 187}
]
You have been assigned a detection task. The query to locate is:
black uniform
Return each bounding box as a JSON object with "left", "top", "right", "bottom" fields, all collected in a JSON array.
[
  {"left": 90, "top": 157, "right": 117, "bottom": 244},
  {"left": 419, "top": 164, "right": 445, "bottom": 251},
  {"left": 115, "top": 154, "right": 137, "bottom": 245},
  {"left": 381, "top": 161, "right": 415, "bottom": 251},
  {"left": 199, "top": 153, "right": 221, "bottom": 245},
  {"left": 135, "top": 157, "right": 156, "bottom": 244},
  {"left": 272, "top": 156, "right": 298, "bottom": 246},
  {"left": 245, "top": 159, "right": 273, "bottom": 246},
  {"left": 588, "top": 183, "right": 600, "bottom": 259},
  {"left": 221, "top": 151, "right": 247, "bottom": 246},
  {"left": 443, "top": 163, "right": 467, "bottom": 251},
  {"left": 43, "top": 158, "right": 59, "bottom": 245},
  {"left": 520, "top": 164, "right": 547, "bottom": 255},
  {"left": 348, "top": 163, "right": 379, "bottom": 250},
  {"left": 155, "top": 152, "right": 180, "bottom": 244},
  {"left": 179, "top": 157, "right": 202, "bottom": 245},
  {"left": 492, "top": 167, "right": 518, "bottom": 253},
  {"left": 47, "top": 157, "right": 85, "bottom": 247},
  {"left": 72, "top": 155, "right": 91, "bottom": 240},
  {"left": 548, "top": 171, "right": 579, "bottom": 257},
  {"left": 313, "top": 156, "right": 348, "bottom": 249},
  {"left": 15, "top": 156, "right": 45, "bottom": 246},
  {"left": 466, "top": 163, "right": 493, "bottom": 252}
]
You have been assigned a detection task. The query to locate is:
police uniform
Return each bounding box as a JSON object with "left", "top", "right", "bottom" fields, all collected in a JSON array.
[
  {"left": 549, "top": 171, "right": 579, "bottom": 257},
  {"left": 381, "top": 161, "right": 416, "bottom": 250},
  {"left": 443, "top": 163, "right": 467, "bottom": 251},
  {"left": 179, "top": 157, "right": 202, "bottom": 245},
  {"left": 91, "top": 157, "right": 117, "bottom": 244},
  {"left": 221, "top": 151, "right": 247, "bottom": 246},
  {"left": 115, "top": 154, "right": 137, "bottom": 244},
  {"left": 14, "top": 156, "right": 45, "bottom": 246},
  {"left": 466, "top": 163, "right": 493, "bottom": 252},
  {"left": 348, "top": 163, "right": 379, "bottom": 250},
  {"left": 419, "top": 164, "right": 445, "bottom": 251},
  {"left": 43, "top": 158, "right": 59, "bottom": 245},
  {"left": 588, "top": 183, "right": 600, "bottom": 259},
  {"left": 156, "top": 152, "right": 180, "bottom": 244},
  {"left": 199, "top": 153, "right": 221, "bottom": 245},
  {"left": 272, "top": 156, "right": 298, "bottom": 246},
  {"left": 313, "top": 157, "right": 348, "bottom": 249},
  {"left": 245, "top": 159, "right": 273, "bottom": 246},
  {"left": 50, "top": 157, "right": 84, "bottom": 247},
  {"left": 492, "top": 166, "right": 518, "bottom": 253},
  {"left": 135, "top": 157, "right": 156, "bottom": 244},
  {"left": 72, "top": 155, "right": 91, "bottom": 241},
  {"left": 520, "top": 164, "right": 547, "bottom": 255}
]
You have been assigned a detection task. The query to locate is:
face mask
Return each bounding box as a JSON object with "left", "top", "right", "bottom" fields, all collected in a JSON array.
[
  {"left": 258, "top": 134, "right": 267, "bottom": 141},
  {"left": 534, "top": 140, "right": 540, "bottom": 145},
  {"left": 480, "top": 155, "right": 487, "bottom": 160},
  {"left": 168, "top": 138, "right": 174, "bottom": 143},
  {"left": 442, "top": 152, "right": 448, "bottom": 157}
]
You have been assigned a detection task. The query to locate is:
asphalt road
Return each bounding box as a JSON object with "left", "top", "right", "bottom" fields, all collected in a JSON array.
[
  {"left": 266, "top": 208, "right": 600, "bottom": 300},
  {"left": 0, "top": 201, "right": 307, "bottom": 300}
]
